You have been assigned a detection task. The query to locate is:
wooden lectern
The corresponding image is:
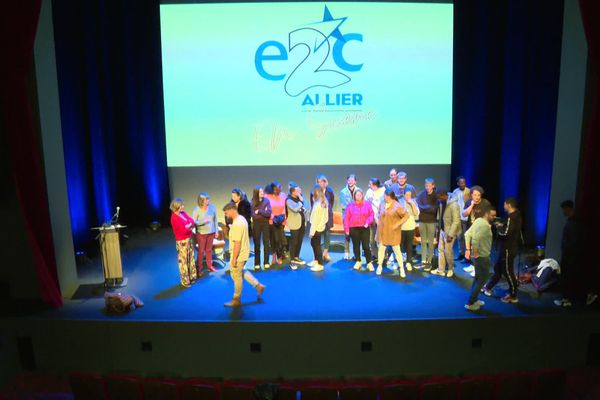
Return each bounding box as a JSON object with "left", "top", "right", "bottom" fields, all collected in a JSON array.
[{"left": 92, "top": 224, "right": 127, "bottom": 288}]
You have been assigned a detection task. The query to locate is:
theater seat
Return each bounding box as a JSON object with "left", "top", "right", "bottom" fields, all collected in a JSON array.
[
  {"left": 300, "top": 385, "right": 339, "bottom": 400},
  {"left": 531, "top": 369, "right": 566, "bottom": 400},
  {"left": 494, "top": 371, "right": 533, "bottom": 400},
  {"left": 143, "top": 378, "right": 180, "bottom": 400},
  {"left": 180, "top": 380, "right": 220, "bottom": 400},
  {"left": 104, "top": 374, "right": 144, "bottom": 400},
  {"left": 420, "top": 376, "right": 458, "bottom": 400},
  {"left": 339, "top": 384, "right": 377, "bottom": 400},
  {"left": 69, "top": 372, "right": 107, "bottom": 400},
  {"left": 221, "top": 382, "right": 255, "bottom": 400},
  {"left": 279, "top": 384, "right": 299, "bottom": 400},
  {"left": 458, "top": 375, "right": 495, "bottom": 400},
  {"left": 378, "top": 380, "right": 419, "bottom": 400}
]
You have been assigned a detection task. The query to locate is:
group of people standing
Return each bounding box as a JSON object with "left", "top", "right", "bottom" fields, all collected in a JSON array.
[{"left": 169, "top": 169, "right": 529, "bottom": 309}]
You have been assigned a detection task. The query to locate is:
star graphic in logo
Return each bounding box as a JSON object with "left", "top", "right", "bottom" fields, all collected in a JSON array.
[{"left": 307, "top": 5, "right": 347, "bottom": 51}]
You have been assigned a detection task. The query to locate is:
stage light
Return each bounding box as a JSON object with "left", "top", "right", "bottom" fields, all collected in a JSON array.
[{"left": 149, "top": 221, "right": 162, "bottom": 232}]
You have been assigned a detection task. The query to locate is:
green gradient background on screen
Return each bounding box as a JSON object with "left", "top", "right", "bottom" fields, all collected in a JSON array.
[{"left": 160, "top": 2, "right": 453, "bottom": 167}]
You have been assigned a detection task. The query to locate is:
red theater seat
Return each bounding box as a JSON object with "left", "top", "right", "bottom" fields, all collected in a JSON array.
[
  {"left": 104, "top": 374, "right": 144, "bottom": 400},
  {"left": 180, "top": 380, "right": 220, "bottom": 400},
  {"left": 531, "top": 368, "right": 566, "bottom": 400},
  {"left": 279, "top": 384, "right": 299, "bottom": 400},
  {"left": 378, "top": 380, "right": 419, "bottom": 400},
  {"left": 420, "top": 376, "right": 458, "bottom": 400},
  {"left": 494, "top": 371, "right": 534, "bottom": 400},
  {"left": 221, "top": 382, "right": 256, "bottom": 400},
  {"left": 300, "top": 384, "right": 339, "bottom": 400},
  {"left": 69, "top": 372, "right": 107, "bottom": 400},
  {"left": 339, "top": 384, "right": 378, "bottom": 400},
  {"left": 457, "top": 375, "right": 495, "bottom": 400},
  {"left": 143, "top": 378, "right": 180, "bottom": 400}
]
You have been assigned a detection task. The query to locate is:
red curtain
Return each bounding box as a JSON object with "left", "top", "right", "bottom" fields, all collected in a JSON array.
[
  {"left": 0, "top": 2, "right": 63, "bottom": 307},
  {"left": 578, "top": 1, "right": 600, "bottom": 289}
]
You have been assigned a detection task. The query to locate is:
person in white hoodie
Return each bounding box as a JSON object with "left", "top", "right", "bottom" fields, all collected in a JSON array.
[
  {"left": 365, "top": 178, "right": 385, "bottom": 262},
  {"left": 309, "top": 186, "right": 329, "bottom": 272}
]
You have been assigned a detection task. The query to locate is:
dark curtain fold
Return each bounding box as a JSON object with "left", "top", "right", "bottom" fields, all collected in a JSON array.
[
  {"left": 52, "top": 0, "right": 171, "bottom": 251},
  {"left": 452, "top": 0, "right": 564, "bottom": 245},
  {"left": 1, "top": 1, "right": 63, "bottom": 307}
]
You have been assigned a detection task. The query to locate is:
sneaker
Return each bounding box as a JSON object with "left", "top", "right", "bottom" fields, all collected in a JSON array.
[
  {"left": 344, "top": 252, "right": 350, "bottom": 260},
  {"left": 501, "top": 295, "right": 519, "bottom": 304},
  {"left": 554, "top": 298, "right": 572, "bottom": 307},
  {"left": 446, "top": 270, "right": 454, "bottom": 278},
  {"left": 353, "top": 261, "right": 362, "bottom": 270},
  {"left": 254, "top": 265, "right": 261, "bottom": 271},
  {"left": 464, "top": 302, "right": 481, "bottom": 311},
  {"left": 587, "top": 293, "right": 598, "bottom": 306},
  {"left": 463, "top": 265, "right": 475, "bottom": 273},
  {"left": 481, "top": 288, "right": 492, "bottom": 297},
  {"left": 469, "top": 270, "right": 476, "bottom": 278},
  {"left": 413, "top": 264, "right": 424, "bottom": 270},
  {"left": 263, "top": 263, "right": 270, "bottom": 270},
  {"left": 430, "top": 269, "right": 445, "bottom": 276},
  {"left": 307, "top": 260, "right": 317, "bottom": 267},
  {"left": 406, "top": 263, "right": 412, "bottom": 272},
  {"left": 376, "top": 266, "right": 382, "bottom": 276},
  {"left": 293, "top": 258, "right": 306, "bottom": 265},
  {"left": 389, "top": 262, "right": 398, "bottom": 271},
  {"left": 290, "top": 263, "right": 298, "bottom": 271},
  {"left": 310, "top": 264, "right": 324, "bottom": 272},
  {"left": 476, "top": 299, "right": 485, "bottom": 307},
  {"left": 423, "top": 263, "right": 432, "bottom": 272},
  {"left": 399, "top": 267, "right": 406, "bottom": 278},
  {"left": 366, "top": 262, "right": 375, "bottom": 272}
]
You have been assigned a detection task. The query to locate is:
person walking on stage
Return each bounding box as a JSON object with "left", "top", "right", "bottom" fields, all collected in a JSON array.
[
  {"left": 309, "top": 185, "right": 329, "bottom": 272},
  {"left": 340, "top": 174, "right": 361, "bottom": 260},
  {"left": 170, "top": 198, "right": 197, "bottom": 288},
  {"left": 265, "top": 181, "right": 287, "bottom": 266},
  {"left": 431, "top": 192, "right": 461, "bottom": 277},
  {"left": 192, "top": 192, "right": 219, "bottom": 273},
  {"left": 416, "top": 178, "right": 439, "bottom": 271},
  {"left": 344, "top": 189, "right": 375, "bottom": 272},
  {"left": 451, "top": 176, "right": 470, "bottom": 260},
  {"left": 464, "top": 206, "right": 494, "bottom": 311},
  {"left": 287, "top": 182, "right": 307, "bottom": 269},
  {"left": 365, "top": 177, "right": 385, "bottom": 262},
  {"left": 251, "top": 186, "right": 272, "bottom": 271},
  {"left": 399, "top": 189, "right": 419, "bottom": 272},
  {"left": 223, "top": 202, "right": 265, "bottom": 307},
  {"left": 482, "top": 197, "right": 522, "bottom": 303},
  {"left": 310, "top": 174, "right": 335, "bottom": 263},
  {"left": 376, "top": 189, "right": 409, "bottom": 277}
]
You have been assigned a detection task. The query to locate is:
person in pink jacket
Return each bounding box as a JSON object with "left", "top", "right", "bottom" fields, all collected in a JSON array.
[
  {"left": 170, "top": 198, "right": 197, "bottom": 288},
  {"left": 344, "top": 189, "right": 375, "bottom": 272}
]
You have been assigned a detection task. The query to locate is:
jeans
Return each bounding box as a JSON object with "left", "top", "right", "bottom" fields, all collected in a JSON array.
[
  {"left": 349, "top": 226, "right": 372, "bottom": 263},
  {"left": 311, "top": 231, "right": 324, "bottom": 265},
  {"left": 467, "top": 256, "right": 491, "bottom": 305},
  {"left": 458, "top": 220, "right": 469, "bottom": 255},
  {"left": 289, "top": 225, "right": 306, "bottom": 260},
  {"left": 485, "top": 248, "right": 518, "bottom": 297},
  {"left": 369, "top": 222, "right": 378, "bottom": 260},
  {"left": 269, "top": 224, "right": 285, "bottom": 258},
  {"left": 322, "top": 228, "right": 331, "bottom": 251},
  {"left": 195, "top": 232, "right": 215, "bottom": 270},
  {"left": 252, "top": 220, "right": 271, "bottom": 266},
  {"left": 419, "top": 222, "right": 436, "bottom": 264},
  {"left": 401, "top": 229, "right": 415, "bottom": 264}
]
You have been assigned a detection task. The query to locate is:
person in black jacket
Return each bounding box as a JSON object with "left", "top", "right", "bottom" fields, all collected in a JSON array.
[
  {"left": 482, "top": 197, "right": 522, "bottom": 303},
  {"left": 230, "top": 188, "right": 252, "bottom": 232},
  {"left": 251, "top": 186, "right": 272, "bottom": 271},
  {"left": 416, "top": 178, "right": 439, "bottom": 271}
]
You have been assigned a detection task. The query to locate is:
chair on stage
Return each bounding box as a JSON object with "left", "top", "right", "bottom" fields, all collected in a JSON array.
[
  {"left": 329, "top": 211, "right": 346, "bottom": 251},
  {"left": 212, "top": 226, "right": 227, "bottom": 267},
  {"left": 104, "top": 374, "right": 144, "bottom": 400},
  {"left": 142, "top": 377, "right": 181, "bottom": 400},
  {"left": 69, "top": 372, "right": 107, "bottom": 400}
]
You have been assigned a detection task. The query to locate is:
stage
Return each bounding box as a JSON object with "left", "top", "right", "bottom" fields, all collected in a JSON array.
[{"left": 32, "top": 229, "right": 571, "bottom": 323}]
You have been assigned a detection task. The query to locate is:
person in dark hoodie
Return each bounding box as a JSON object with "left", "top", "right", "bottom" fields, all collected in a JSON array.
[
  {"left": 416, "top": 178, "right": 439, "bottom": 271},
  {"left": 482, "top": 197, "right": 522, "bottom": 303}
]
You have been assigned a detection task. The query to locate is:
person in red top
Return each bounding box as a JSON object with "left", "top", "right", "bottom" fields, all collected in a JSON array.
[
  {"left": 344, "top": 189, "right": 375, "bottom": 272},
  {"left": 170, "top": 198, "right": 197, "bottom": 288}
]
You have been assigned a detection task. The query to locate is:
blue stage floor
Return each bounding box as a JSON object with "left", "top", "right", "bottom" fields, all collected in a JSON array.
[{"left": 36, "top": 229, "right": 571, "bottom": 322}]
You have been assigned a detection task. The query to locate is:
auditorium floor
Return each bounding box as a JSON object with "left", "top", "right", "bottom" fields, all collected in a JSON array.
[{"left": 30, "top": 228, "right": 583, "bottom": 322}]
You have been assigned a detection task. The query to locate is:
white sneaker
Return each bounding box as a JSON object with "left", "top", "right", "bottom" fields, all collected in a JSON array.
[
  {"left": 399, "top": 267, "right": 406, "bottom": 278},
  {"left": 344, "top": 252, "right": 350, "bottom": 260},
  {"left": 290, "top": 263, "right": 298, "bottom": 271},
  {"left": 465, "top": 302, "right": 481, "bottom": 311},
  {"left": 376, "top": 266, "right": 382, "bottom": 276},
  {"left": 264, "top": 264, "right": 270, "bottom": 270},
  {"left": 405, "top": 263, "right": 412, "bottom": 272},
  {"left": 430, "top": 269, "right": 445, "bottom": 276},
  {"left": 476, "top": 300, "right": 485, "bottom": 307},
  {"left": 481, "top": 288, "right": 492, "bottom": 297},
  {"left": 469, "top": 270, "right": 476, "bottom": 278},
  {"left": 463, "top": 265, "right": 475, "bottom": 273},
  {"left": 353, "top": 261, "right": 362, "bottom": 270},
  {"left": 307, "top": 260, "right": 317, "bottom": 267},
  {"left": 446, "top": 270, "right": 454, "bottom": 278},
  {"left": 310, "top": 264, "right": 324, "bottom": 272},
  {"left": 366, "top": 262, "right": 375, "bottom": 272},
  {"left": 389, "top": 262, "right": 398, "bottom": 271},
  {"left": 554, "top": 298, "right": 572, "bottom": 307},
  {"left": 254, "top": 265, "right": 261, "bottom": 271}
]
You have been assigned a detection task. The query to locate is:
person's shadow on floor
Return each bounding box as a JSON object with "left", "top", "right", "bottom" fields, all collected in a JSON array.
[
  {"left": 153, "top": 284, "right": 188, "bottom": 300},
  {"left": 228, "top": 298, "right": 265, "bottom": 321}
]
